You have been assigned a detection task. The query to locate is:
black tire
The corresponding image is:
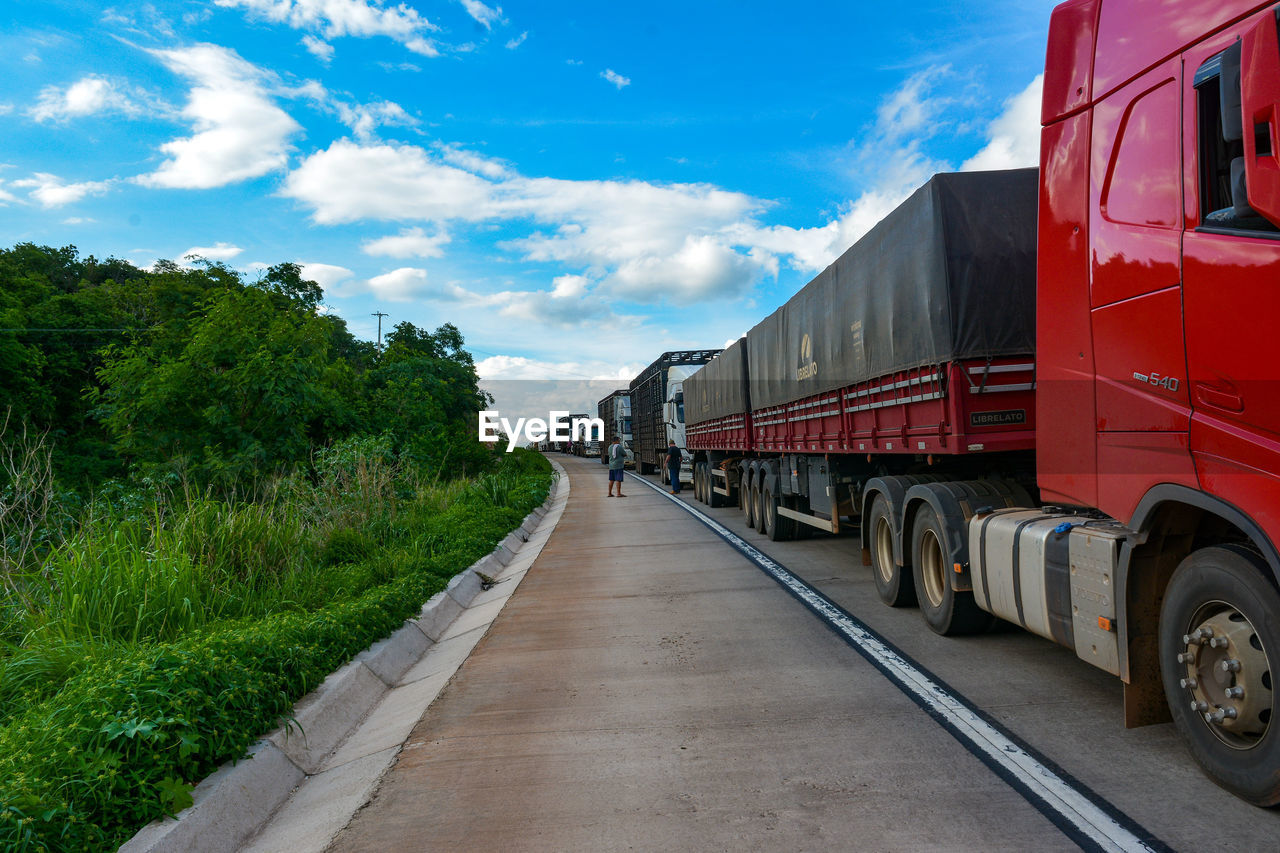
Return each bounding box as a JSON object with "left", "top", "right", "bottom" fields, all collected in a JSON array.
[
  {"left": 741, "top": 470, "right": 755, "bottom": 528},
  {"left": 763, "top": 486, "right": 793, "bottom": 541},
  {"left": 1160, "top": 545, "right": 1280, "bottom": 806},
  {"left": 910, "top": 504, "right": 993, "bottom": 635},
  {"left": 869, "top": 495, "right": 915, "bottom": 607},
  {"left": 696, "top": 463, "right": 708, "bottom": 503}
]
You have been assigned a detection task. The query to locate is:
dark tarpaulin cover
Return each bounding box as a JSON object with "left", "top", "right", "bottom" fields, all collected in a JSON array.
[
  {"left": 686, "top": 338, "right": 750, "bottom": 426},
  {"left": 745, "top": 168, "right": 1038, "bottom": 411}
]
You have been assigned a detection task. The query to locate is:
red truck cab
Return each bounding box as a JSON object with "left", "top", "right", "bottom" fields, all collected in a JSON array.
[{"left": 1039, "top": 0, "right": 1280, "bottom": 803}]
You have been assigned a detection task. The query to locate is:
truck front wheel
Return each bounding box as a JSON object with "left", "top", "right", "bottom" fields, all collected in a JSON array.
[
  {"left": 1160, "top": 545, "right": 1280, "bottom": 806},
  {"left": 910, "top": 505, "right": 993, "bottom": 635},
  {"left": 869, "top": 495, "right": 915, "bottom": 607}
]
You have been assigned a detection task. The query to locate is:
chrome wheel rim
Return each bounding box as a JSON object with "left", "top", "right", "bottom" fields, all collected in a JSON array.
[
  {"left": 874, "top": 515, "right": 895, "bottom": 584},
  {"left": 919, "top": 527, "right": 946, "bottom": 609},
  {"left": 1175, "top": 600, "right": 1273, "bottom": 749}
]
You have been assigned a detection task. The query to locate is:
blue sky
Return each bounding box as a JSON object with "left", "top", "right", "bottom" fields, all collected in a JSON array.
[{"left": 1, "top": 0, "right": 1054, "bottom": 416}]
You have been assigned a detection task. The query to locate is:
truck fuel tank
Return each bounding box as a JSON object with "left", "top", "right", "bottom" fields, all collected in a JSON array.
[{"left": 970, "top": 510, "right": 1129, "bottom": 676}]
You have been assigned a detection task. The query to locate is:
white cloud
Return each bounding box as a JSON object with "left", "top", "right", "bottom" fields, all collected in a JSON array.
[
  {"left": 14, "top": 173, "right": 112, "bottom": 207},
  {"left": 606, "top": 234, "right": 763, "bottom": 301},
  {"left": 283, "top": 140, "right": 497, "bottom": 223},
  {"left": 281, "top": 67, "right": 1032, "bottom": 309},
  {"left": 301, "top": 35, "right": 335, "bottom": 64},
  {"left": 139, "top": 44, "right": 300, "bottom": 189},
  {"left": 455, "top": 284, "right": 630, "bottom": 329},
  {"left": 477, "top": 355, "right": 639, "bottom": 389},
  {"left": 365, "top": 266, "right": 438, "bottom": 301},
  {"left": 215, "top": 0, "right": 440, "bottom": 56},
  {"left": 550, "top": 274, "right": 589, "bottom": 299},
  {"left": 600, "top": 69, "right": 630, "bottom": 90},
  {"left": 300, "top": 262, "right": 355, "bottom": 293},
  {"left": 505, "top": 31, "right": 527, "bottom": 50},
  {"left": 876, "top": 67, "right": 949, "bottom": 136},
  {"left": 0, "top": 182, "right": 18, "bottom": 205},
  {"left": 182, "top": 242, "right": 244, "bottom": 262},
  {"left": 460, "top": 0, "right": 503, "bottom": 30},
  {"left": 29, "top": 76, "right": 142, "bottom": 123},
  {"left": 335, "top": 98, "right": 417, "bottom": 142},
  {"left": 0, "top": 103, "right": 11, "bottom": 115},
  {"left": 962, "top": 75, "right": 1043, "bottom": 172},
  {"left": 565, "top": 59, "right": 582, "bottom": 66},
  {"left": 434, "top": 143, "right": 510, "bottom": 179},
  {"left": 378, "top": 61, "right": 421, "bottom": 73},
  {"left": 61, "top": 216, "right": 94, "bottom": 224},
  {"left": 283, "top": 139, "right": 773, "bottom": 301},
  {"left": 362, "top": 227, "right": 451, "bottom": 258}
]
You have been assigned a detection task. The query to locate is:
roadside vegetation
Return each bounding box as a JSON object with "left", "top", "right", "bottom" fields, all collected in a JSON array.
[{"left": 0, "top": 244, "right": 552, "bottom": 851}]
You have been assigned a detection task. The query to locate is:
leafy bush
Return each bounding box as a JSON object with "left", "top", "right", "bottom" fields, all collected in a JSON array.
[
  {"left": 0, "top": 452, "right": 551, "bottom": 851},
  {"left": 321, "top": 527, "right": 376, "bottom": 566}
]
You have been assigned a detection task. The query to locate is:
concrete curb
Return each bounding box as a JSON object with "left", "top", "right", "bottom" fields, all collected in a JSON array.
[
  {"left": 120, "top": 741, "right": 304, "bottom": 853},
  {"left": 120, "top": 462, "right": 567, "bottom": 853}
]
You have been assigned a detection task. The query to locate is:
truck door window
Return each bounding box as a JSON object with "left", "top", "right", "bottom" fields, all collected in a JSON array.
[
  {"left": 1195, "top": 46, "right": 1280, "bottom": 235},
  {"left": 675, "top": 392, "right": 685, "bottom": 424}
]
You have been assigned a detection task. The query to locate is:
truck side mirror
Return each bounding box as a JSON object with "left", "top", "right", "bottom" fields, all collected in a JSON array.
[{"left": 1241, "top": 11, "right": 1280, "bottom": 225}]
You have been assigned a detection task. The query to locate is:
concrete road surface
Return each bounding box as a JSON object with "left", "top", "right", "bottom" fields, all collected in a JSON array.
[{"left": 330, "top": 455, "right": 1280, "bottom": 851}]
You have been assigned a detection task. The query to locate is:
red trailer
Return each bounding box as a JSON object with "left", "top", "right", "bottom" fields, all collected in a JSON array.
[{"left": 686, "top": 0, "right": 1280, "bottom": 805}]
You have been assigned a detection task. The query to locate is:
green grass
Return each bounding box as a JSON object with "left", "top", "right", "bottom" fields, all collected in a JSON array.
[{"left": 0, "top": 444, "right": 552, "bottom": 851}]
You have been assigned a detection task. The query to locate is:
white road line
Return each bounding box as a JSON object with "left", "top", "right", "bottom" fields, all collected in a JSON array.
[{"left": 627, "top": 471, "right": 1161, "bottom": 853}]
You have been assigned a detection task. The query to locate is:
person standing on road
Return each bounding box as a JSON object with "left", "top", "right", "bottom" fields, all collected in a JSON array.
[
  {"left": 607, "top": 435, "right": 627, "bottom": 497},
  {"left": 666, "top": 439, "right": 683, "bottom": 495}
]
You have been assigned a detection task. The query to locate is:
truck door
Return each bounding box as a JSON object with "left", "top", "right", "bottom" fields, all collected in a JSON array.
[
  {"left": 1088, "top": 58, "right": 1198, "bottom": 521},
  {"left": 1182, "top": 25, "right": 1280, "bottom": 543}
]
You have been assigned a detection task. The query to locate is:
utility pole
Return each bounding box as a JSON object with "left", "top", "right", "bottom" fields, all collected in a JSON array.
[{"left": 372, "top": 311, "right": 388, "bottom": 352}]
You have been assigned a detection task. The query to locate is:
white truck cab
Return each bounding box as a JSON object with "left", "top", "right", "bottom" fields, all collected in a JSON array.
[{"left": 663, "top": 366, "right": 698, "bottom": 485}]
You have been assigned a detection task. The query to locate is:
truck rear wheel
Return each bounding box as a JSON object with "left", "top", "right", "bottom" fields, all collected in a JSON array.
[
  {"left": 1160, "top": 545, "right": 1280, "bottom": 806},
  {"left": 763, "top": 486, "right": 795, "bottom": 541},
  {"left": 910, "top": 505, "right": 992, "bottom": 635},
  {"left": 869, "top": 495, "right": 915, "bottom": 607},
  {"left": 740, "top": 471, "right": 755, "bottom": 528}
]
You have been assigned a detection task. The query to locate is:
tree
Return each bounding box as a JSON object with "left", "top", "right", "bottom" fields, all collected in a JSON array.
[
  {"left": 365, "top": 322, "right": 493, "bottom": 476},
  {"left": 95, "top": 287, "right": 334, "bottom": 486}
]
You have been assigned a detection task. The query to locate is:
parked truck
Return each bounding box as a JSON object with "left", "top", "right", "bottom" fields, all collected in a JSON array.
[
  {"left": 684, "top": 0, "right": 1280, "bottom": 804},
  {"left": 630, "top": 350, "right": 721, "bottom": 483},
  {"left": 597, "top": 390, "right": 634, "bottom": 466}
]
